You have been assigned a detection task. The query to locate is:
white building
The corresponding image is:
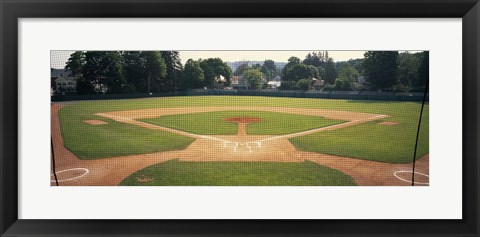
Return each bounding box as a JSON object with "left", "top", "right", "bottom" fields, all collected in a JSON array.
[
  {"left": 51, "top": 69, "right": 79, "bottom": 94},
  {"left": 267, "top": 81, "right": 281, "bottom": 89}
]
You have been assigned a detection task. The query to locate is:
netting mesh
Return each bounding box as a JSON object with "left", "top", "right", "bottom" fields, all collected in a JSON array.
[{"left": 50, "top": 50, "right": 429, "bottom": 186}]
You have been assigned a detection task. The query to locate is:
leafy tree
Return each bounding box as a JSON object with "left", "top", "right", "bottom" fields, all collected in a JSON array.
[
  {"left": 279, "top": 81, "right": 297, "bottom": 90},
  {"left": 122, "top": 51, "right": 147, "bottom": 92},
  {"left": 317, "top": 66, "right": 326, "bottom": 79},
  {"left": 144, "top": 51, "right": 167, "bottom": 92},
  {"left": 303, "top": 51, "right": 328, "bottom": 67},
  {"left": 282, "top": 56, "right": 301, "bottom": 79},
  {"left": 324, "top": 58, "right": 337, "bottom": 85},
  {"left": 416, "top": 51, "right": 429, "bottom": 91},
  {"left": 252, "top": 63, "right": 262, "bottom": 70},
  {"left": 199, "top": 58, "right": 232, "bottom": 88},
  {"left": 65, "top": 51, "right": 85, "bottom": 76},
  {"left": 284, "top": 64, "right": 319, "bottom": 82},
  {"left": 334, "top": 64, "right": 359, "bottom": 90},
  {"left": 396, "top": 52, "right": 421, "bottom": 92},
  {"left": 82, "top": 51, "right": 108, "bottom": 93},
  {"left": 243, "top": 69, "right": 264, "bottom": 90},
  {"left": 347, "top": 58, "right": 364, "bottom": 75},
  {"left": 82, "top": 51, "right": 127, "bottom": 94},
  {"left": 182, "top": 59, "right": 205, "bottom": 89},
  {"left": 76, "top": 77, "right": 95, "bottom": 95},
  {"left": 102, "top": 51, "right": 127, "bottom": 94},
  {"left": 296, "top": 79, "right": 312, "bottom": 91},
  {"left": 362, "top": 51, "right": 399, "bottom": 90}
]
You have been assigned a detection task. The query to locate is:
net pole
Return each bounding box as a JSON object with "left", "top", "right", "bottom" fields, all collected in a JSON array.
[
  {"left": 51, "top": 137, "right": 59, "bottom": 186},
  {"left": 411, "top": 77, "right": 429, "bottom": 186}
]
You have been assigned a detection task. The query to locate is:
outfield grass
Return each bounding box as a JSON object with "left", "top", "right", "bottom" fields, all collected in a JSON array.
[
  {"left": 58, "top": 96, "right": 429, "bottom": 162},
  {"left": 140, "top": 111, "right": 343, "bottom": 135},
  {"left": 119, "top": 159, "right": 356, "bottom": 186},
  {"left": 58, "top": 108, "right": 195, "bottom": 159},
  {"left": 289, "top": 112, "right": 429, "bottom": 163}
]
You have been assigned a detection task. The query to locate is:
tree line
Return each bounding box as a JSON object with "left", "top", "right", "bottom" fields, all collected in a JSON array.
[
  {"left": 279, "top": 51, "right": 337, "bottom": 90},
  {"left": 231, "top": 60, "right": 279, "bottom": 90},
  {"left": 64, "top": 51, "right": 233, "bottom": 94},
  {"left": 278, "top": 51, "right": 428, "bottom": 92},
  {"left": 362, "top": 51, "right": 429, "bottom": 92},
  {"left": 62, "top": 50, "right": 428, "bottom": 95}
]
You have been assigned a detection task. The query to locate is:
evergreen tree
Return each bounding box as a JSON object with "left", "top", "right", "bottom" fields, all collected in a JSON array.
[
  {"left": 160, "top": 51, "right": 183, "bottom": 91},
  {"left": 261, "top": 59, "right": 277, "bottom": 81},
  {"left": 234, "top": 62, "right": 250, "bottom": 76},
  {"left": 324, "top": 58, "right": 337, "bottom": 85}
]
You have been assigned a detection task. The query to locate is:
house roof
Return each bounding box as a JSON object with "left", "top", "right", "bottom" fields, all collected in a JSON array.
[
  {"left": 215, "top": 75, "right": 226, "bottom": 83},
  {"left": 267, "top": 81, "right": 281, "bottom": 85},
  {"left": 51, "top": 69, "right": 73, "bottom": 78}
]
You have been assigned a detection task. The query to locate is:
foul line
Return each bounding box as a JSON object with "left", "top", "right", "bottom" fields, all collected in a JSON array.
[
  {"left": 96, "top": 113, "right": 229, "bottom": 143},
  {"left": 255, "top": 114, "right": 388, "bottom": 143},
  {"left": 97, "top": 113, "right": 388, "bottom": 148}
]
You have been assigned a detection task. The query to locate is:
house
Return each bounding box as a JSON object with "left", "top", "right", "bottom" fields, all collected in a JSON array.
[
  {"left": 51, "top": 68, "right": 79, "bottom": 94},
  {"left": 214, "top": 75, "right": 227, "bottom": 89},
  {"left": 230, "top": 76, "right": 240, "bottom": 86},
  {"left": 55, "top": 76, "right": 77, "bottom": 93},
  {"left": 273, "top": 75, "right": 282, "bottom": 81},
  {"left": 233, "top": 76, "right": 249, "bottom": 90},
  {"left": 215, "top": 75, "right": 226, "bottom": 83},
  {"left": 311, "top": 77, "right": 325, "bottom": 90},
  {"left": 267, "top": 80, "right": 281, "bottom": 89}
]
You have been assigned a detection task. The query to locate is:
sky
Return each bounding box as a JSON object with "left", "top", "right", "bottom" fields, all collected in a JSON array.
[{"left": 50, "top": 50, "right": 366, "bottom": 69}]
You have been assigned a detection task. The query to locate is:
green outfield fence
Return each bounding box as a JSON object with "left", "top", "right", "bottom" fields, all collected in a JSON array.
[{"left": 51, "top": 89, "right": 429, "bottom": 102}]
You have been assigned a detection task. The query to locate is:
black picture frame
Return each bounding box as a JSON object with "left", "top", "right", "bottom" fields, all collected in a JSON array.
[{"left": 1, "top": 0, "right": 479, "bottom": 236}]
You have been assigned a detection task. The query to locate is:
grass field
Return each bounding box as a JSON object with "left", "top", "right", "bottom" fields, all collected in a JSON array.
[
  {"left": 58, "top": 109, "right": 195, "bottom": 159},
  {"left": 119, "top": 159, "right": 356, "bottom": 186},
  {"left": 290, "top": 112, "right": 429, "bottom": 163},
  {"left": 58, "top": 96, "right": 429, "bottom": 162},
  {"left": 140, "top": 111, "right": 343, "bottom": 135}
]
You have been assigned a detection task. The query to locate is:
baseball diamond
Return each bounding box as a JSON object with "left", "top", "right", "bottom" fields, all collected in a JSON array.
[{"left": 51, "top": 96, "right": 429, "bottom": 186}]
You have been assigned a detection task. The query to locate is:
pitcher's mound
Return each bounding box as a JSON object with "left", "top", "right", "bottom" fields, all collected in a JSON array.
[
  {"left": 84, "top": 120, "right": 108, "bottom": 125},
  {"left": 378, "top": 121, "right": 400, "bottom": 126},
  {"left": 224, "top": 116, "right": 261, "bottom": 123}
]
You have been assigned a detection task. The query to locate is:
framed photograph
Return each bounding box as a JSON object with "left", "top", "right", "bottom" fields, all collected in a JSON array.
[{"left": 1, "top": 0, "right": 479, "bottom": 236}]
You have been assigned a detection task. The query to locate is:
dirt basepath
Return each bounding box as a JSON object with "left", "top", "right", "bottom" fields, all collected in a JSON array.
[
  {"left": 51, "top": 104, "right": 428, "bottom": 186},
  {"left": 237, "top": 123, "right": 247, "bottom": 136}
]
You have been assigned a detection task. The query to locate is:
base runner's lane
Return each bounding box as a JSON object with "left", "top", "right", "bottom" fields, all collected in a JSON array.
[{"left": 96, "top": 113, "right": 229, "bottom": 143}]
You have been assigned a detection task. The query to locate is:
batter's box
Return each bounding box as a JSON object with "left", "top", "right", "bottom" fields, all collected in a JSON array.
[{"left": 223, "top": 141, "right": 262, "bottom": 153}]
